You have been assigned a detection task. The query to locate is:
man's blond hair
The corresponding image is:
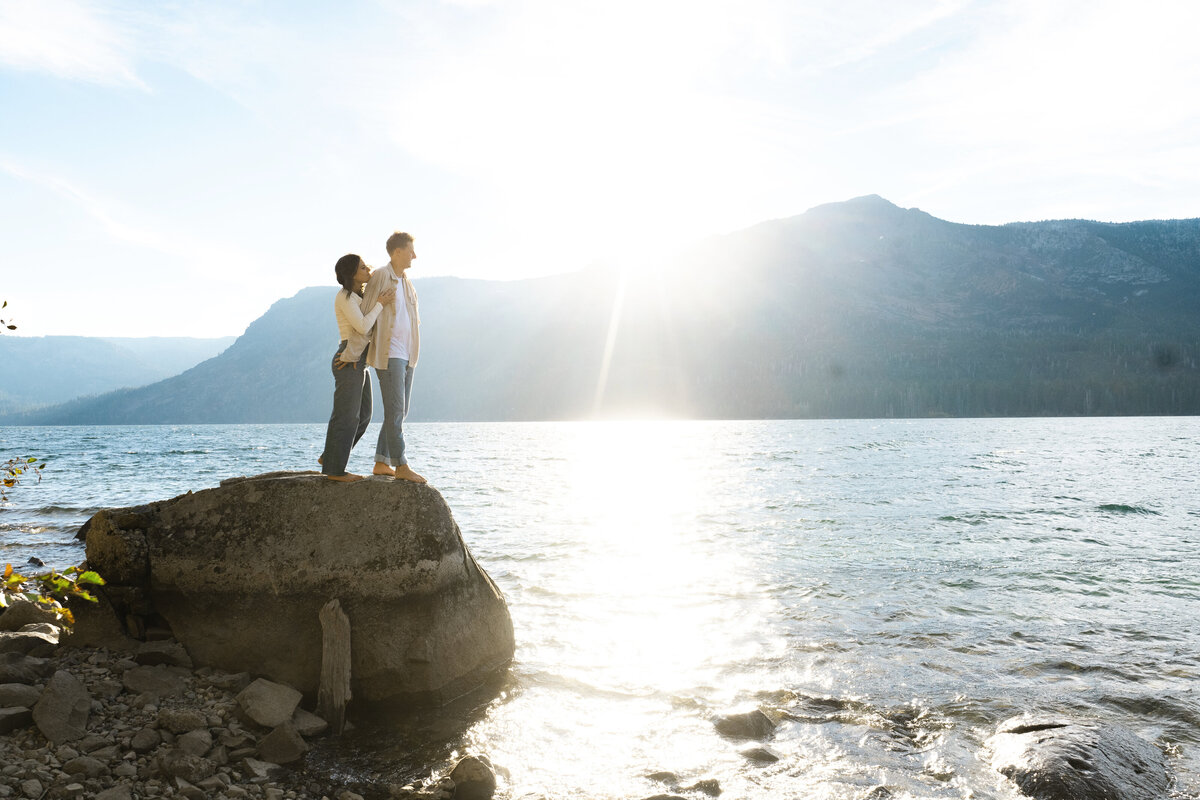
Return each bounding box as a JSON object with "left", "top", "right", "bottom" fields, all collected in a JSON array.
[{"left": 386, "top": 231, "right": 414, "bottom": 256}]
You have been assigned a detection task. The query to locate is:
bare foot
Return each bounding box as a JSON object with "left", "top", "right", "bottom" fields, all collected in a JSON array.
[
  {"left": 394, "top": 465, "right": 427, "bottom": 484},
  {"left": 317, "top": 455, "right": 324, "bottom": 466},
  {"left": 326, "top": 473, "right": 364, "bottom": 483},
  {"left": 373, "top": 463, "right": 396, "bottom": 477}
]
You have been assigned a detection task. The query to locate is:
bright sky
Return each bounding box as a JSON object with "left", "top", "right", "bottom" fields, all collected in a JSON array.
[{"left": 3, "top": 0, "right": 1199, "bottom": 337}]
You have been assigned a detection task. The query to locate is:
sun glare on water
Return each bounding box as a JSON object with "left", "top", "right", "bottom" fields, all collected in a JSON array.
[
  {"left": 562, "top": 421, "right": 728, "bottom": 691},
  {"left": 459, "top": 420, "right": 790, "bottom": 797}
]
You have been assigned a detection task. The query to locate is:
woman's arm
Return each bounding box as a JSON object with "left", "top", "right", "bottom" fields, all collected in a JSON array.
[{"left": 336, "top": 292, "right": 383, "bottom": 336}]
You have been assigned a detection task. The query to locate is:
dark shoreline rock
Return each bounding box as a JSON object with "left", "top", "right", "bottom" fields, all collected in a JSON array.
[{"left": 989, "top": 714, "right": 1171, "bottom": 800}]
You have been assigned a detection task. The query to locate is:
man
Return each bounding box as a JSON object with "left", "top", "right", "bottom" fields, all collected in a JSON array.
[{"left": 358, "top": 231, "right": 426, "bottom": 483}]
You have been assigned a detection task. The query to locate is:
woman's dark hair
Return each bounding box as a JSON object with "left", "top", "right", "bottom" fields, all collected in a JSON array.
[{"left": 334, "top": 254, "right": 366, "bottom": 297}]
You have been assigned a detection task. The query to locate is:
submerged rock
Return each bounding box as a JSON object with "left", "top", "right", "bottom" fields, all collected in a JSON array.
[
  {"left": 739, "top": 745, "right": 781, "bottom": 763},
  {"left": 988, "top": 714, "right": 1170, "bottom": 800},
  {"left": 713, "top": 708, "right": 777, "bottom": 740},
  {"left": 449, "top": 754, "right": 498, "bottom": 800},
  {"left": 81, "top": 472, "right": 515, "bottom": 704}
]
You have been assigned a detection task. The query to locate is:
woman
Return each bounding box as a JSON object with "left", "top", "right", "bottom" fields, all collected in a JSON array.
[{"left": 320, "top": 254, "right": 394, "bottom": 481}]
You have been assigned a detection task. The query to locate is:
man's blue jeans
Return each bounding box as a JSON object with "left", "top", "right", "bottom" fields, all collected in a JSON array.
[
  {"left": 375, "top": 358, "right": 414, "bottom": 467},
  {"left": 320, "top": 341, "right": 372, "bottom": 477}
]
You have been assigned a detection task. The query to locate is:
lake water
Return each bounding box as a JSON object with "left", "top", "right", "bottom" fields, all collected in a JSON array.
[{"left": 2, "top": 418, "right": 1198, "bottom": 799}]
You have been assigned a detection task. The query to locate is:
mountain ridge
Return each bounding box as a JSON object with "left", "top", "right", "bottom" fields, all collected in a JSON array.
[
  {"left": 4, "top": 196, "right": 1198, "bottom": 423},
  {"left": 0, "top": 335, "right": 235, "bottom": 413}
]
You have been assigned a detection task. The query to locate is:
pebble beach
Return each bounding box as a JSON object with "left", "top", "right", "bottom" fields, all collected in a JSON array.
[{"left": 0, "top": 601, "right": 486, "bottom": 800}]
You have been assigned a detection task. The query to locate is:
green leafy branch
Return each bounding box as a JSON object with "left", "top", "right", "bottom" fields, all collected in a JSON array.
[
  {"left": 2, "top": 456, "right": 47, "bottom": 501},
  {"left": 1, "top": 563, "right": 105, "bottom": 627}
]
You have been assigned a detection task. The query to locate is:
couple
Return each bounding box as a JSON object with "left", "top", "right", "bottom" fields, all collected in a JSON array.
[{"left": 319, "top": 231, "right": 426, "bottom": 484}]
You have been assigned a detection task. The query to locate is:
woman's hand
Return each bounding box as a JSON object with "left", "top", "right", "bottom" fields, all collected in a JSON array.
[{"left": 379, "top": 288, "right": 397, "bottom": 305}]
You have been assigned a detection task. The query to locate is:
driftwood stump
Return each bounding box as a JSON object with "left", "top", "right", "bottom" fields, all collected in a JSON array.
[{"left": 318, "top": 598, "right": 351, "bottom": 735}]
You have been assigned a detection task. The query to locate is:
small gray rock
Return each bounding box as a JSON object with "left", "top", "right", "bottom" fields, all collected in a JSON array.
[
  {"left": 94, "top": 679, "right": 124, "bottom": 700},
  {"left": 0, "top": 682, "right": 42, "bottom": 707},
  {"left": 197, "top": 775, "right": 229, "bottom": 791},
  {"left": 131, "top": 726, "right": 161, "bottom": 753},
  {"left": 0, "top": 706, "right": 33, "bottom": 733},
  {"left": 236, "top": 678, "right": 302, "bottom": 728},
  {"left": 291, "top": 707, "right": 329, "bottom": 737},
  {"left": 209, "top": 742, "right": 229, "bottom": 765},
  {"left": 206, "top": 671, "right": 252, "bottom": 692},
  {"left": 256, "top": 722, "right": 308, "bottom": 765},
  {"left": 122, "top": 665, "right": 186, "bottom": 698},
  {"left": 173, "top": 777, "right": 207, "bottom": 800},
  {"left": 95, "top": 786, "right": 134, "bottom": 800},
  {"left": 90, "top": 744, "right": 121, "bottom": 761},
  {"left": 32, "top": 670, "right": 92, "bottom": 744},
  {"left": 0, "top": 651, "right": 55, "bottom": 684},
  {"left": 241, "top": 757, "right": 288, "bottom": 781},
  {"left": 157, "top": 707, "right": 208, "bottom": 733},
  {"left": 0, "top": 629, "right": 58, "bottom": 658},
  {"left": 156, "top": 749, "right": 215, "bottom": 782},
  {"left": 62, "top": 755, "right": 107, "bottom": 778},
  {"left": 136, "top": 640, "right": 194, "bottom": 669},
  {"left": 0, "top": 598, "right": 60, "bottom": 631},
  {"left": 76, "top": 732, "right": 110, "bottom": 752},
  {"left": 177, "top": 728, "right": 213, "bottom": 758}
]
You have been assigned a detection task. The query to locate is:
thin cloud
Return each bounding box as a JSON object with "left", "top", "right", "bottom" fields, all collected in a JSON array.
[
  {"left": 897, "top": 0, "right": 1200, "bottom": 147},
  {"left": 0, "top": 0, "right": 147, "bottom": 88},
  {"left": 789, "top": 0, "right": 971, "bottom": 77},
  {"left": 0, "top": 158, "right": 264, "bottom": 280}
]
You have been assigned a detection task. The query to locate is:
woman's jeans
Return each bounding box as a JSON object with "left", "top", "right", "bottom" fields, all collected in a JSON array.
[
  {"left": 375, "top": 358, "right": 414, "bottom": 467},
  {"left": 320, "top": 341, "right": 372, "bottom": 476}
]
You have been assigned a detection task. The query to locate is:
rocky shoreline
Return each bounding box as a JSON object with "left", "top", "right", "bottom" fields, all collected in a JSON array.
[{"left": 0, "top": 602, "right": 495, "bottom": 800}]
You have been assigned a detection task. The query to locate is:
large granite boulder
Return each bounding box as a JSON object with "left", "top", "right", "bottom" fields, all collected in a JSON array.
[
  {"left": 988, "top": 715, "right": 1171, "bottom": 800},
  {"left": 80, "top": 472, "right": 514, "bottom": 704}
]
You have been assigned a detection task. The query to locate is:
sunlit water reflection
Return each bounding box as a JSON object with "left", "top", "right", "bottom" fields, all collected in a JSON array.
[{"left": 2, "top": 418, "right": 1199, "bottom": 798}]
